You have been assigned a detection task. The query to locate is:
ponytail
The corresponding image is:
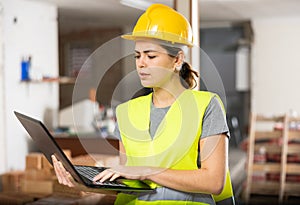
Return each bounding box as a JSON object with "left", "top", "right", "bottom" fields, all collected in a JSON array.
[{"left": 179, "top": 62, "right": 199, "bottom": 89}]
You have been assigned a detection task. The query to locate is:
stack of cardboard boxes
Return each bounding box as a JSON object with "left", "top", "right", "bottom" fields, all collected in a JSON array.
[
  {"left": 0, "top": 152, "right": 58, "bottom": 204},
  {"left": 21, "top": 152, "right": 57, "bottom": 195},
  {"left": 0, "top": 150, "right": 118, "bottom": 204}
]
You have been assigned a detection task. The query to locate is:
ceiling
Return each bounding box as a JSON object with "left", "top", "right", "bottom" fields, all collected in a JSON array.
[
  {"left": 38, "top": 0, "right": 300, "bottom": 32},
  {"left": 200, "top": 0, "right": 300, "bottom": 21}
]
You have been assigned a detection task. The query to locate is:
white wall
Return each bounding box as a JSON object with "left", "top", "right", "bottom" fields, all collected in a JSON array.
[
  {"left": 251, "top": 17, "right": 300, "bottom": 116},
  {"left": 0, "top": 3, "right": 6, "bottom": 173},
  {"left": 0, "top": 0, "right": 58, "bottom": 172}
]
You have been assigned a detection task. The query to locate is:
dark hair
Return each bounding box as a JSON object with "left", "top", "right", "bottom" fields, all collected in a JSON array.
[
  {"left": 179, "top": 62, "right": 199, "bottom": 89},
  {"left": 160, "top": 45, "right": 199, "bottom": 89}
]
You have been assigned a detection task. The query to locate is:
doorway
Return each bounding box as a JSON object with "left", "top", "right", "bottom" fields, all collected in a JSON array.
[{"left": 200, "top": 22, "right": 252, "bottom": 145}]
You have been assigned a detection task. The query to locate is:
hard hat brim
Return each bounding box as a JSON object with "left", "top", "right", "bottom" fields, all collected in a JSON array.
[{"left": 121, "top": 33, "right": 194, "bottom": 48}]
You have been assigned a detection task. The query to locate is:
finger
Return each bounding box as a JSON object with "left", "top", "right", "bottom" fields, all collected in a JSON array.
[
  {"left": 93, "top": 169, "right": 111, "bottom": 182},
  {"left": 52, "top": 156, "right": 64, "bottom": 183},
  {"left": 99, "top": 171, "right": 115, "bottom": 183},
  {"left": 109, "top": 173, "right": 121, "bottom": 181},
  {"left": 65, "top": 171, "right": 75, "bottom": 187},
  {"left": 58, "top": 161, "right": 70, "bottom": 185},
  {"left": 54, "top": 160, "right": 70, "bottom": 186},
  {"left": 58, "top": 168, "right": 77, "bottom": 188},
  {"left": 93, "top": 169, "right": 115, "bottom": 183},
  {"left": 51, "top": 155, "right": 56, "bottom": 162}
]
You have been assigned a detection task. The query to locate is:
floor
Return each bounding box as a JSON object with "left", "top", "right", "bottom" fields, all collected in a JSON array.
[{"left": 238, "top": 195, "right": 300, "bottom": 205}]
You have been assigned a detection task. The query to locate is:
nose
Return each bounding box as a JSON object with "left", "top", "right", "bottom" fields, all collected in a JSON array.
[{"left": 136, "top": 55, "right": 146, "bottom": 69}]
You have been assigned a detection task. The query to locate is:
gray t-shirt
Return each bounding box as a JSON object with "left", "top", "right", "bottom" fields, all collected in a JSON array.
[{"left": 114, "top": 96, "right": 230, "bottom": 140}]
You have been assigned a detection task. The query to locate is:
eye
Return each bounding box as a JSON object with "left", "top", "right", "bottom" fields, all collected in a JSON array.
[
  {"left": 148, "top": 55, "right": 156, "bottom": 59},
  {"left": 134, "top": 55, "right": 140, "bottom": 59}
]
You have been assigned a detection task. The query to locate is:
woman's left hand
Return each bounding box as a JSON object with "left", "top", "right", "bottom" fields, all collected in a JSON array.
[{"left": 93, "top": 165, "right": 163, "bottom": 183}]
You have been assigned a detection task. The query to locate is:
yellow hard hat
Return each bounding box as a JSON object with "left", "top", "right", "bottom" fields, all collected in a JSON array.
[{"left": 122, "top": 4, "right": 193, "bottom": 47}]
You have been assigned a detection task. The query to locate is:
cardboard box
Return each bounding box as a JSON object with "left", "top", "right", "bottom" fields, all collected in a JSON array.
[
  {"left": 21, "top": 179, "right": 54, "bottom": 195},
  {"left": 24, "top": 169, "right": 55, "bottom": 181},
  {"left": 42, "top": 155, "right": 53, "bottom": 170},
  {"left": 26, "top": 153, "right": 43, "bottom": 170},
  {"left": 1, "top": 170, "right": 24, "bottom": 192},
  {"left": 26, "top": 150, "right": 71, "bottom": 170},
  {"left": 63, "top": 149, "right": 72, "bottom": 160}
]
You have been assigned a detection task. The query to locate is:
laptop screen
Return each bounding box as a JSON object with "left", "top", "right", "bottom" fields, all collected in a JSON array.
[{"left": 14, "top": 111, "right": 85, "bottom": 184}]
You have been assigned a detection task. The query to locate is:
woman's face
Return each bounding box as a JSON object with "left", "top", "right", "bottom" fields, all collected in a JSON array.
[{"left": 134, "top": 41, "right": 177, "bottom": 88}]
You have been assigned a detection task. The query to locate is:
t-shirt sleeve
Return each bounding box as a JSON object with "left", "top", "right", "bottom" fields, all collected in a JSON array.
[{"left": 200, "top": 96, "right": 230, "bottom": 139}]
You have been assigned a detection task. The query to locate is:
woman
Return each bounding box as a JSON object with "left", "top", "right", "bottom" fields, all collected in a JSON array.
[{"left": 52, "top": 4, "right": 234, "bottom": 205}]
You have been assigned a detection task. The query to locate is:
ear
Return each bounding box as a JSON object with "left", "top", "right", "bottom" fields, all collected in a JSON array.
[{"left": 174, "top": 51, "right": 185, "bottom": 68}]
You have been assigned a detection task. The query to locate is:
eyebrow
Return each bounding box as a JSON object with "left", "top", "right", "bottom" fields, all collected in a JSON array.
[{"left": 134, "top": 50, "right": 159, "bottom": 54}]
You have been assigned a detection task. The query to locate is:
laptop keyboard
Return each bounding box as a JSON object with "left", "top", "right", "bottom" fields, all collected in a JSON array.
[{"left": 74, "top": 165, "right": 126, "bottom": 187}]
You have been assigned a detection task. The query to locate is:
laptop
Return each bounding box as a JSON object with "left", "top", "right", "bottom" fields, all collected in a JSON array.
[{"left": 14, "top": 111, "right": 154, "bottom": 192}]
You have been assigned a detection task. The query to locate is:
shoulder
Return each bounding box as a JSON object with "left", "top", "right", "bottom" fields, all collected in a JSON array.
[
  {"left": 190, "top": 90, "right": 218, "bottom": 100},
  {"left": 191, "top": 90, "right": 225, "bottom": 111},
  {"left": 207, "top": 96, "right": 224, "bottom": 110},
  {"left": 189, "top": 90, "right": 222, "bottom": 107}
]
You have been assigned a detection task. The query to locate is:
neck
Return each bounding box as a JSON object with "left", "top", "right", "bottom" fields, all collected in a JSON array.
[{"left": 152, "top": 84, "right": 186, "bottom": 108}]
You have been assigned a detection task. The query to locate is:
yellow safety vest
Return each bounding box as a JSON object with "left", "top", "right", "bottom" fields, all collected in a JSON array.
[{"left": 116, "top": 90, "right": 234, "bottom": 205}]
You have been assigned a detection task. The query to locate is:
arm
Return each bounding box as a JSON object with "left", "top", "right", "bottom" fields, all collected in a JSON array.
[
  {"left": 94, "top": 134, "right": 228, "bottom": 195},
  {"left": 146, "top": 134, "right": 228, "bottom": 195}
]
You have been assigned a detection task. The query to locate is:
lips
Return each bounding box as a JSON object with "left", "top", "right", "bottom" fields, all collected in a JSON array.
[{"left": 138, "top": 72, "right": 150, "bottom": 79}]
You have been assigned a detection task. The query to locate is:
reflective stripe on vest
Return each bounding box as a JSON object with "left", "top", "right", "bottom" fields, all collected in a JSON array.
[
  {"left": 114, "top": 190, "right": 213, "bottom": 205},
  {"left": 116, "top": 90, "right": 234, "bottom": 204}
]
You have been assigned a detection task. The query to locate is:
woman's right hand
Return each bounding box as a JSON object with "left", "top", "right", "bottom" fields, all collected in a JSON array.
[{"left": 51, "top": 155, "right": 76, "bottom": 187}]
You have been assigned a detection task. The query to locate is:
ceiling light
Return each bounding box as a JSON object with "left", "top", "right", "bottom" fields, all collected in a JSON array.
[{"left": 120, "top": 0, "right": 153, "bottom": 10}]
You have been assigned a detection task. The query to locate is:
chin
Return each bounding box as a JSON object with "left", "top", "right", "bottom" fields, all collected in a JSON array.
[{"left": 140, "top": 81, "right": 154, "bottom": 88}]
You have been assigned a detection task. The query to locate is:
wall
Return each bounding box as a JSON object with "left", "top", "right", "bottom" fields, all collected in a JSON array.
[
  {"left": 59, "top": 28, "right": 122, "bottom": 109},
  {"left": 0, "top": 0, "right": 58, "bottom": 173},
  {"left": 0, "top": 3, "right": 6, "bottom": 174},
  {"left": 251, "top": 17, "right": 300, "bottom": 115}
]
